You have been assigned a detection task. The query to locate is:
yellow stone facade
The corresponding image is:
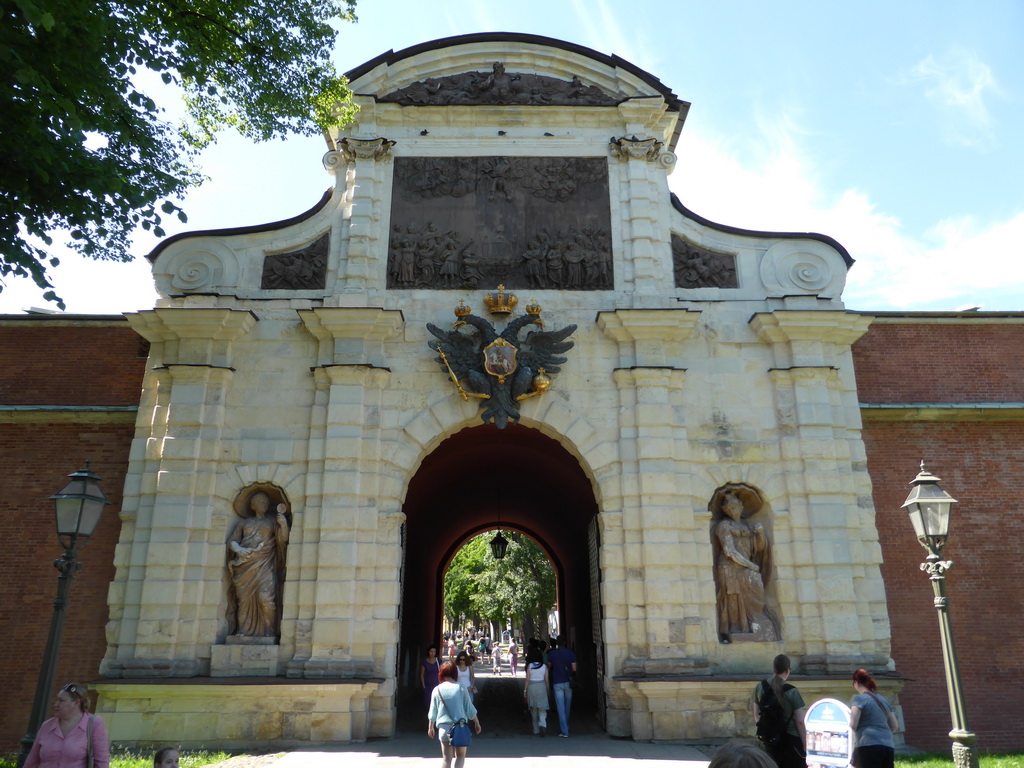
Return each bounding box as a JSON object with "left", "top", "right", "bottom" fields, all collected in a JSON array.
[{"left": 97, "top": 34, "right": 897, "bottom": 745}]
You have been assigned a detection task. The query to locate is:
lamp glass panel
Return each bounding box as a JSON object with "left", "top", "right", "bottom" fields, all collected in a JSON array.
[
  {"left": 78, "top": 497, "right": 105, "bottom": 538},
  {"left": 922, "top": 502, "right": 951, "bottom": 539},
  {"left": 906, "top": 503, "right": 926, "bottom": 540},
  {"left": 54, "top": 497, "right": 85, "bottom": 536}
]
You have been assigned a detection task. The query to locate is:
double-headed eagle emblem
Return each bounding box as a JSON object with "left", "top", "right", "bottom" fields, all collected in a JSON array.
[{"left": 427, "top": 286, "right": 576, "bottom": 429}]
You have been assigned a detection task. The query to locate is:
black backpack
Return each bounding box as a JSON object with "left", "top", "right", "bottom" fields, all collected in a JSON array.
[{"left": 756, "top": 679, "right": 794, "bottom": 747}]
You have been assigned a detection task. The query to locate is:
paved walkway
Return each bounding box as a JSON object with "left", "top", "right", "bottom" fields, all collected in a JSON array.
[
  {"left": 272, "top": 733, "right": 711, "bottom": 768},
  {"left": 268, "top": 664, "right": 712, "bottom": 768}
]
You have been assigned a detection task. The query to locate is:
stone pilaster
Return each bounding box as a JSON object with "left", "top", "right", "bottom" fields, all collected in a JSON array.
[
  {"left": 596, "top": 308, "right": 701, "bottom": 367},
  {"left": 322, "top": 137, "right": 394, "bottom": 291},
  {"left": 610, "top": 99, "right": 677, "bottom": 300},
  {"left": 598, "top": 309, "right": 706, "bottom": 691},
  {"left": 295, "top": 308, "right": 403, "bottom": 735},
  {"left": 750, "top": 311, "right": 890, "bottom": 669},
  {"left": 298, "top": 307, "right": 404, "bottom": 368},
  {"left": 104, "top": 309, "right": 256, "bottom": 677}
]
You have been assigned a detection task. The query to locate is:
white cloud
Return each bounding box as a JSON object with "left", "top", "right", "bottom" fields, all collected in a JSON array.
[
  {"left": 671, "top": 116, "right": 1024, "bottom": 312},
  {"left": 904, "top": 48, "right": 1002, "bottom": 148}
]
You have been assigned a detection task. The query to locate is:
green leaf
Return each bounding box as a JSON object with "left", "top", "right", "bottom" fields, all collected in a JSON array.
[{"left": 0, "top": 0, "right": 360, "bottom": 304}]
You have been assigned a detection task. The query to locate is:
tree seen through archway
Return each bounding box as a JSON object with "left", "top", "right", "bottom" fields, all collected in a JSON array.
[{"left": 443, "top": 531, "right": 556, "bottom": 641}]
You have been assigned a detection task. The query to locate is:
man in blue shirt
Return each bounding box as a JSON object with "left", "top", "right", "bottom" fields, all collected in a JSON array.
[{"left": 547, "top": 636, "right": 577, "bottom": 737}]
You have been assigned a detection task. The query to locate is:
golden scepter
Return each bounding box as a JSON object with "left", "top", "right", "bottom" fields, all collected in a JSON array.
[{"left": 432, "top": 344, "right": 485, "bottom": 400}]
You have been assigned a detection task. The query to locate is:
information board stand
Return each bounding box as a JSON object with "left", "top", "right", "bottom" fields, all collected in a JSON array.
[{"left": 804, "top": 698, "right": 854, "bottom": 768}]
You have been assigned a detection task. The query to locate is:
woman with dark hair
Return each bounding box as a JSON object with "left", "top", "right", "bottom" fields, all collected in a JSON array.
[
  {"left": 420, "top": 644, "right": 441, "bottom": 711},
  {"left": 523, "top": 648, "right": 550, "bottom": 736},
  {"left": 153, "top": 748, "right": 179, "bottom": 768},
  {"left": 850, "top": 669, "right": 898, "bottom": 768},
  {"left": 24, "top": 683, "right": 109, "bottom": 768},
  {"left": 752, "top": 655, "right": 806, "bottom": 768},
  {"left": 454, "top": 650, "right": 477, "bottom": 701},
  {"left": 427, "top": 661, "right": 482, "bottom": 768}
]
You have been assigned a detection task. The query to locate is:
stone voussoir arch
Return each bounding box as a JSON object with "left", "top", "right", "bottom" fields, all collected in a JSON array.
[{"left": 391, "top": 390, "right": 616, "bottom": 510}]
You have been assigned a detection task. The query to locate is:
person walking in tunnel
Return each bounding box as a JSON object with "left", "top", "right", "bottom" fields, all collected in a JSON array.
[
  {"left": 523, "top": 647, "right": 550, "bottom": 736},
  {"left": 508, "top": 637, "right": 519, "bottom": 676},
  {"left": 420, "top": 644, "right": 442, "bottom": 712},
  {"left": 547, "top": 635, "right": 577, "bottom": 737}
]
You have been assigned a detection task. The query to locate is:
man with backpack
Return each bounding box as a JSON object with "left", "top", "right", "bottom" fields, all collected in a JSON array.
[{"left": 753, "top": 654, "right": 807, "bottom": 768}]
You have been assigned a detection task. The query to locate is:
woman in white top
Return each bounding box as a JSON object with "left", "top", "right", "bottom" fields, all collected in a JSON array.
[
  {"left": 455, "top": 650, "right": 477, "bottom": 701},
  {"left": 522, "top": 648, "right": 550, "bottom": 736}
]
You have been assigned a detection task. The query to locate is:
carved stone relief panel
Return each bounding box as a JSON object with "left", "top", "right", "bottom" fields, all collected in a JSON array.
[
  {"left": 261, "top": 233, "right": 329, "bottom": 290},
  {"left": 380, "top": 61, "right": 618, "bottom": 107},
  {"left": 671, "top": 233, "right": 738, "bottom": 289},
  {"left": 388, "top": 157, "right": 613, "bottom": 290}
]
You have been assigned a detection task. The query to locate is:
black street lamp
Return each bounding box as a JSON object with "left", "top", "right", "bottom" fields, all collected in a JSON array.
[
  {"left": 16, "top": 463, "right": 110, "bottom": 768},
  {"left": 901, "top": 462, "right": 978, "bottom": 768}
]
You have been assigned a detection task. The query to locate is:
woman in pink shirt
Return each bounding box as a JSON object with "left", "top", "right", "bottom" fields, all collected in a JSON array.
[{"left": 24, "top": 682, "right": 109, "bottom": 768}]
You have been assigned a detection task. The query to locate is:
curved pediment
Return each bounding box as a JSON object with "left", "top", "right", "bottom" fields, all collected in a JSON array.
[{"left": 346, "top": 32, "right": 687, "bottom": 116}]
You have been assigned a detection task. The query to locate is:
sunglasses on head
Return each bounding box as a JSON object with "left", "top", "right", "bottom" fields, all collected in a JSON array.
[{"left": 61, "top": 684, "right": 82, "bottom": 699}]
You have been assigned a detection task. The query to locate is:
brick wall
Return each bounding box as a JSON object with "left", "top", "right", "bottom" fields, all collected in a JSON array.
[
  {"left": 854, "top": 318, "right": 1024, "bottom": 752},
  {"left": 0, "top": 318, "right": 145, "bottom": 750},
  {"left": 853, "top": 318, "right": 1024, "bottom": 404}
]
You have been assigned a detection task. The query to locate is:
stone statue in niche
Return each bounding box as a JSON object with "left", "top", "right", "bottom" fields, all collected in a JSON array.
[
  {"left": 261, "top": 233, "right": 329, "bottom": 290},
  {"left": 672, "top": 234, "right": 738, "bottom": 289},
  {"left": 710, "top": 483, "right": 779, "bottom": 643},
  {"left": 379, "top": 61, "right": 618, "bottom": 107},
  {"left": 227, "top": 486, "right": 290, "bottom": 640}
]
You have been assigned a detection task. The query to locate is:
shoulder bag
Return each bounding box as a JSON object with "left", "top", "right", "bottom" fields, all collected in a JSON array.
[
  {"left": 439, "top": 689, "right": 472, "bottom": 747},
  {"left": 866, "top": 691, "right": 899, "bottom": 733},
  {"left": 86, "top": 713, "right": 94, "bottom": 768}
]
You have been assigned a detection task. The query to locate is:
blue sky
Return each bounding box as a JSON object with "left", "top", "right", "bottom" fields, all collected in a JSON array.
[{"left": 3, "top": 0, "right": 1022, "bottom": 313}]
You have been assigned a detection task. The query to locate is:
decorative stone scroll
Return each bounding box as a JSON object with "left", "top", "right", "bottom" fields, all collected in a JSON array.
[
  {"left": 380, "top": 61, "right": 618, "bottom": 107},
  {"left": 671, "top": 234, "right": 738, "bottom": 289},
  {"left": 261, "top": 233, "right": 329, "bottom": 290},
  {"left": 388, "top": 156, "right": 613, "bottom": 290},
  {"left": 609, "top": 135, "right": 677, "bottom": 168}
]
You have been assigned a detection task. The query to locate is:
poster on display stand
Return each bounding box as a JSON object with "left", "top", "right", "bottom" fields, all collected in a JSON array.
[{"left": 804, "top": 698, "right": 854, "bottom": 768}]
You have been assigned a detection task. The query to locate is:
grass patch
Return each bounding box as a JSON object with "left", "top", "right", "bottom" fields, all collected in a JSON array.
[
  {"left": 110, "top": 751, "right": 235, "bottom": 768},
  {"left": 897, "top": 756, "right": 1022, "bottom": 768},
  {"left": 0, "top": 750, "right": 236, "bottom": 768}
]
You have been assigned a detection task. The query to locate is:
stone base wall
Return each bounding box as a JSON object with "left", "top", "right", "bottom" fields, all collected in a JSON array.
[
  {"left": 613, "top": 677, "right": 904, "bottom": 743},
  {"left": 93, "top": 680, "right": 384, "bottom": 747}
]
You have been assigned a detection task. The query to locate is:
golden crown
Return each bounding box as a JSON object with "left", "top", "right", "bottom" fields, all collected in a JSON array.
[
  {"left": 525, "top": 298, "right": 542, "bottom": 316},
  {"left": 483, "top": 285, "right": 518, "bottom": 315},
  {"left": 453, "top": 299, "right": 472, "bottom": 318}
]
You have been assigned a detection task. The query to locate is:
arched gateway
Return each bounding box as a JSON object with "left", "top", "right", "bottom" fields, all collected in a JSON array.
[
  {"left": 94, "top": 33, "right": 897, "bottom": 746},
  {"left": 398, "top": 423, "right": 602, "bottom": 727}
]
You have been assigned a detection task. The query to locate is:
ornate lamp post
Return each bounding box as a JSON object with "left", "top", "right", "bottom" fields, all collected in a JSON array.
[
  {"left": 901, "top": 462, "right": 978, "bottom": 768},
  {"left": 16, "top": 463, "right": 110, "bottom": 768}
]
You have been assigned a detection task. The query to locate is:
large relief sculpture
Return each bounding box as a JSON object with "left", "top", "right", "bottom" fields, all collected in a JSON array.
[
  {"left": 226, "top": 485, "right": 291, "bottom": 640},
  {"left": 388, "top": 156, "right": 613, "bottom": 290},
  {"left": 710, "top": 483, "right": 780, "bottom": 644},
  {"left": 380, "top": 61, "right": 618, "bottom": 107}
]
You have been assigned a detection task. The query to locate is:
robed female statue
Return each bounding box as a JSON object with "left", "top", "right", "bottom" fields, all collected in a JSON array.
[
  {"left": 710, "top": 483, "right": 779, "bottom": 643},
  {"left": 227, "top": 488, "right": 290, "bottom": 638}
]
